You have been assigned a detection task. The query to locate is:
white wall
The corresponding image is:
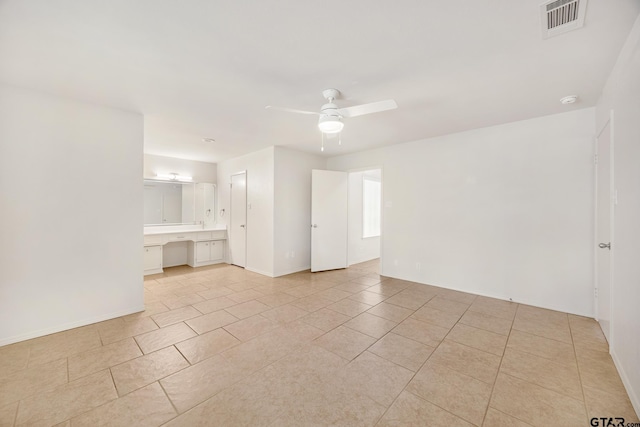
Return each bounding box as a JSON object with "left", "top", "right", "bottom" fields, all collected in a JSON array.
[
  {"left": 144, "top": 153, "right": 217, "bottom": 183},
  {"left": 596, "top": 14, "right": 640, "bottom": 417},
  {"left": 348, "top": 169, "right": 381, "bottom": 265},
  {"left": 328, "top": 108, "right": 595, "bottom": 316},
  {"left": 273, "top": 147, "right": 326, "bottom": 276},
  {"left": 0, "top": 84, "right": 144, "bottom": 346},
  {"left": 217, "top": 147, "right": 275, "bottom": 276}
]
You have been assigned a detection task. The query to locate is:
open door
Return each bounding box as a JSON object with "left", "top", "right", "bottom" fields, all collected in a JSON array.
[
  {"left": 312, "top": 169, "right": 348, "bottom": 272},
  {"left": 230, "top": 172, "right": 247, "bottom": 268}
]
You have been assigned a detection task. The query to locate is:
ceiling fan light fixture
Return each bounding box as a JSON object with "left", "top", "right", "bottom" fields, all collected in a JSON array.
[{"left": 318, "top": 115, "right": 344, "bottom": 134}]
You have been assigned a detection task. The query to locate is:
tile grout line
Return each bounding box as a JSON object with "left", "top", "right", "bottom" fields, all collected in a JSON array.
[
  {"left": 479, "top": 300, "right": 517, "bottom": 426},
  {"left": 59, "top": 368, "right": 122, "bottom": 426},
  {"left": 369, "top": 295, "right": 458, "bottom": 425},
  {"left": 568, "top": 315, "right": 592, "bottom": 421},
  {"left": 157, "top": 380, "right": 181, "bottom": 420},
  {"left": 12, "top": 400, "right": 20, "bottom": 427}
]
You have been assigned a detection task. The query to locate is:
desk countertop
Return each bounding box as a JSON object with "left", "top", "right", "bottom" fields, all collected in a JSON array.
[{"left": 144, "top": 225, "right": 227, "bottom": 236}]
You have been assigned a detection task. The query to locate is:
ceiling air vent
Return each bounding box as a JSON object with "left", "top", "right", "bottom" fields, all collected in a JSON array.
[{"left": 540, "top": 0, "right": 588, "bottom": 39}]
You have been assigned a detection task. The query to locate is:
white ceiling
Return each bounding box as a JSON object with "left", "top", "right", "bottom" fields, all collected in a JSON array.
[{"left": 1, "top": 1, "right": 638, "bottom": 163}]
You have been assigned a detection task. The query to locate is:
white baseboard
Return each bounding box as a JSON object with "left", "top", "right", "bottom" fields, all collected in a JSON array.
[
  {"left": 380, "top": 273, "right": 594, "bottom": 318},
  {"left": 610, "top": 348, "right": 640, "bottom": 419},
  {"left": 273, "top": 266, "right": 311, "bottom": 277},
  {"left": 0, "top": 304, "right": 145, "bottom": 346},
  {"left": 245, "top": 266, "right": 275, "bottom": 278}
]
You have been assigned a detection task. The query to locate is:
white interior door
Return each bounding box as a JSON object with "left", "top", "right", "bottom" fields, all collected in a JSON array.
[
  {"left": 230, "top": 172, "right": 247, "bottom": 268},
  {"left": 312, "top": 169, "right": 348, "bottom": 272},
  {"left": 596, "top": 120, "right": 612, "bottom": 343}
]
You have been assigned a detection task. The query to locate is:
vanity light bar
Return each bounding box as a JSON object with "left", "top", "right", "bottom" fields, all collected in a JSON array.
[{"left": 156, "top": 173, "right": 193, "bottom": 182}]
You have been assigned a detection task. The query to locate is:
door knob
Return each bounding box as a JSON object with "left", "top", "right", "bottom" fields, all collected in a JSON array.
[
  {"left": 240, "top": 224, "right": 245, "bottom": 228},
  {"left": 311, "top": 224, "right": 318, "bottom": 228},
  {"left": 598, "top": 242, "right": 611, "bottom": 249}
]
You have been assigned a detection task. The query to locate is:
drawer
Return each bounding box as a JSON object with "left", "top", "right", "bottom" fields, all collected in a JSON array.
[
  {"left": 210, "top": 230, "right": 226, "bottom": 240},
  {"left": 196, "top": 231, "right": 213, "bottom": 241},
  {"left": 168, "top": 233, "right": 194, "bottom": 242},
  {"left": 144, "top": 235, "right": 163, "bottom": 245}
]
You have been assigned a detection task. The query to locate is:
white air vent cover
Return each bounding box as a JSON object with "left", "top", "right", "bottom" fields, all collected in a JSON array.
[{"left": 540, "top": 0, "right": 588, "bottom": 39}]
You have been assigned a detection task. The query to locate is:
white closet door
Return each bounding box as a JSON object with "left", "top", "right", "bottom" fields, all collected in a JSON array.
[
  {"left": 311, "top": 169, "right": 348, "bottom": 272},
  {"left": 230, "top": 172, "right": 247, "bottom": 268}
]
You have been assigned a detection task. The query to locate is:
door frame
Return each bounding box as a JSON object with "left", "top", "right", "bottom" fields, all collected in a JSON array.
[
  {"left": 346, "top": 165, "right": 384, "bottom": 273},
  {"left": 594, "top": 110, "right": 614, "bottom": 343},
  {"left": 230, "top": 170, "right": 247, "bottom": 268}
]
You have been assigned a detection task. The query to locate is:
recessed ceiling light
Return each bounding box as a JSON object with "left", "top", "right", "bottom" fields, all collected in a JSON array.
[
  {"left": 560, "top": 95, "right": 578, "bottom": 105},
  {"left": 202, "top": 138, "right": 216, "bottom": 143}
]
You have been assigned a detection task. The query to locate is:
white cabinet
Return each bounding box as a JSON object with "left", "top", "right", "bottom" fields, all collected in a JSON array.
[
  {"left": 196, "top": 241, "right": 211, "bottom": 263},
  {"left": 143, "top": 227, "right": 227, "bottom": 275},
  {"left": 143, "top": 245, "right": 163, "bottom": 275},
  {"left": 188, "top": 240, "right": 224, "bottom": 267}
]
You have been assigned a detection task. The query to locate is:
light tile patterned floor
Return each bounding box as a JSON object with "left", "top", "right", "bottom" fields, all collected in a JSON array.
[{"left": 0, "top": 260, "right": 638, "bottom": 426}]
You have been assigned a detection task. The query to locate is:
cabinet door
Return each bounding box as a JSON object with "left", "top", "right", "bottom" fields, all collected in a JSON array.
[
  {"left": 144, "top": 246, "right": 162, "bottom": 271},
  {"left": 196, "top": 241, "right": 211, "bottom": 263},
  {"left": 210, "top": 240, "right": 223, "bottom": 261}
]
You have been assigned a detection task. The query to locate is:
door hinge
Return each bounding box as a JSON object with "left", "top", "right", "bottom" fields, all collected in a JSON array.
[
  {"left": 594, "top": 154, "right": 598, "bottom": 165},
  {"left": 594, "top": 288, "right": 598, "bottom": 298}
]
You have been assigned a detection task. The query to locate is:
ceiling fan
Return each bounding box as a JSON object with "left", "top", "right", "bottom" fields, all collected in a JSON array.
[{"left": 266, "top": 89, "right": 397, "bottom": 150}]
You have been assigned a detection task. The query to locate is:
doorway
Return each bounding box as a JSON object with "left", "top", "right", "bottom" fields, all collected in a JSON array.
[
  {"left": 310, "top": 168, "right": 383, "bottom": 273},
  {"left": 348, "top": 168, "right": 382, "bottom": 266},
  {"left": 230, "top": 172, "right": 247, "bottom": 268}
]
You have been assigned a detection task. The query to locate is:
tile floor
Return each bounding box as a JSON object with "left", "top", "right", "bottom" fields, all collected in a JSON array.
[{"left": 0, "top": 260, "right": 638, "bottom": 426}]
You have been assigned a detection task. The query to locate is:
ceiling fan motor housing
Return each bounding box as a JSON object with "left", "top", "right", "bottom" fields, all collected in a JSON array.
[{"left": 321, "top": 102, "right": 340, "bottom": 116}]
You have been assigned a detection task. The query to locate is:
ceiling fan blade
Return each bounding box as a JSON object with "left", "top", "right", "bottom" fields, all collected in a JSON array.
[
  {"left": 265, "top": 105, "right": 319, "bottom": 116},
  {"left": 337, "top": 99, "right": 398, "bottom": 118}
]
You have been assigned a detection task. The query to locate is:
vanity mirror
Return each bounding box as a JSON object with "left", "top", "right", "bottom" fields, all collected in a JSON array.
[{"left": 144, "top": 180, "right": 216, "bottom": 226}]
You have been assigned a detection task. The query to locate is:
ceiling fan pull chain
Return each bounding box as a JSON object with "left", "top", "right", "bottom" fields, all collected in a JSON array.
[
  {"left": 321, "top": 133, "right": 325, "bottom": 152},
  {"left": 338, "top": 133, "right": 342, "bottom": 145}
]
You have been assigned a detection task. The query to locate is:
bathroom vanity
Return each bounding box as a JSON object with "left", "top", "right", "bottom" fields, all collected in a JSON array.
[
  {"left": 143, "top": 179, "right": 225, "bottom": 275},
  {"left": 143, "top": 225, "right": 227, "bottom": 275}
]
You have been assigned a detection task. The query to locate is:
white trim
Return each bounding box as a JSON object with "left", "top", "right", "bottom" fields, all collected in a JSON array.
[
  {"left": 381, "top": 273, "right": 594, "bottom": 317},
  {"left": 594, "top": 110, "right": 615, "bottom": 344},
  {"left": 0, "top": 304, "right": 145, "bottom": 346},
  {"left": 609, "top": 110, "right": 615, "bottom": 349},
  {"left": 611, "top": 348, "right": 640, "bottom": 419},
  {"left": 362, "top": 175, "right": 382, "bottom": 238},
  {"left": 229, "top": 170, "right": 247, "bottom": 268},
  {"left": 245, "top": 266, "right": 274, "bottom": 277},
  {"left": 273, "top": 266, "right": 311, "bottom": 277}
]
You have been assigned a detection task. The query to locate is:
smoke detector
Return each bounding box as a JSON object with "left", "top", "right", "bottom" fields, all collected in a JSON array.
[
  {"left": 540, "top": 0, "right": 588, "bottom": 39},
  {"left": 560, "top": 95, "right": 578, "bottom": 104}
]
